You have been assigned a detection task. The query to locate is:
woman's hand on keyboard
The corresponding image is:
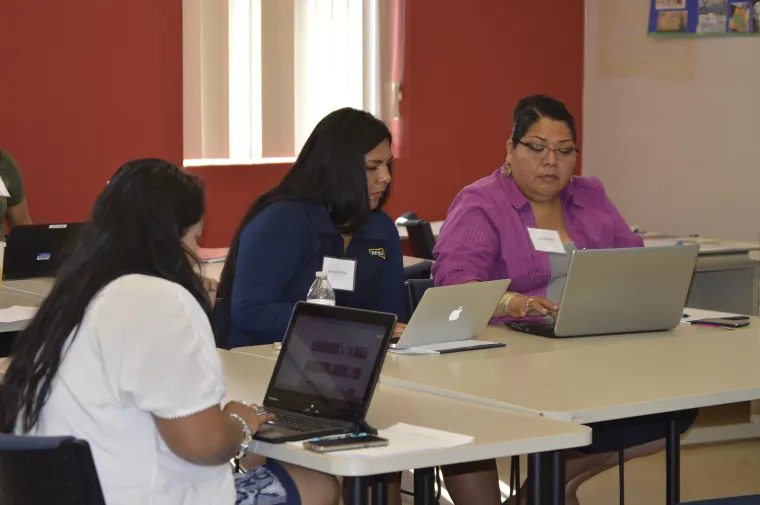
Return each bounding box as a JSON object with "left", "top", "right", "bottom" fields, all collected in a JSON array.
[
  {"left": 507, "top": 295, "right": 558, "bottom": 319},
  {"left": 224, "top": 402, "right": 275, "bottom": 433}
]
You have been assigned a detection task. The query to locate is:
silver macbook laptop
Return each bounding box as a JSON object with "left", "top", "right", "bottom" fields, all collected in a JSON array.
[
  {"left": 392, "top": 279, "right": 511, "bottom": 353},
  {"left": 505, "top": 245, "right": 699, "bottom": 338}
]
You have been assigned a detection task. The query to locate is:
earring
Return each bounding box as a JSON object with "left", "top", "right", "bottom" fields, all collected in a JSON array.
[{"left": 502, "top": 163, "right": 512, "bottom": 177}]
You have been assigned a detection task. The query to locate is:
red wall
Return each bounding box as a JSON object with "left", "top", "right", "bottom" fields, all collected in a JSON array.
[
  {"left": 0, "top": 0, "right": 183, "bottom": 223},
  {"left": 0, "top": 0, "right": 584, "bottom": 247}
]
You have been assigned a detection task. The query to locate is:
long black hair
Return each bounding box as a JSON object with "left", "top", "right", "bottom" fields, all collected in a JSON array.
[
  {"left": 215, "top": 107, "right": 392, "bottom": 344},
  {"left": 0, "top": 159, "right": 209, "bottom": 433}
]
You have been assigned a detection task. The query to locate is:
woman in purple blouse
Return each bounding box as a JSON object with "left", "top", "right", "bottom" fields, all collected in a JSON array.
[{"left": 433, "top": 95, "right": 696, "bottom": 504}]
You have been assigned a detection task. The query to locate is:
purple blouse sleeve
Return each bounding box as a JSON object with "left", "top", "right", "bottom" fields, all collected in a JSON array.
[
  {"left": 606, "top": 196, "right": 644, "bottom": 248},
  {"left": 432, "top": 193, "right": 501, "bottom": 287}
]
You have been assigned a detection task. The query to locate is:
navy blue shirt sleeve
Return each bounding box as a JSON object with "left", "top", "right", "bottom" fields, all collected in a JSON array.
[
  {"left": 230, "top": 204, "right": 308, "bottom": 344},
  {"left": 372, "top": 215, "right": 408, "bottom": 323}
]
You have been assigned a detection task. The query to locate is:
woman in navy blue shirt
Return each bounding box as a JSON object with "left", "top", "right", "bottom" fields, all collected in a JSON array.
[
  {"left": 217, "top": 108, "right": 407, "bottom": 350},
  {"left": 216, "top": 108, "right": 501, "bottom": 505}
]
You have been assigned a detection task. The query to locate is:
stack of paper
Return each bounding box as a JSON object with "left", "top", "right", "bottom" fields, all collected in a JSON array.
[{"left": 288, "top": 423, "right": 474, "bottom": 458}]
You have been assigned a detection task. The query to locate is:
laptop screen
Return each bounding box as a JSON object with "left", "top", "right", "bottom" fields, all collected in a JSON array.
[{"left": 264, "top": 303, "right": 395, "bottom": 421}]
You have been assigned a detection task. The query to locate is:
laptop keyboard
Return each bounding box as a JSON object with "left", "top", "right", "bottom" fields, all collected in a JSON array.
[{"left": 261, "top": 409, "right": 346, "bottom": 433}]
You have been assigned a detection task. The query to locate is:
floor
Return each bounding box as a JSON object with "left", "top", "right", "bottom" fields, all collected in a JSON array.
[{"left": 399, "top": 440, "right": 760, "bottom": 504}]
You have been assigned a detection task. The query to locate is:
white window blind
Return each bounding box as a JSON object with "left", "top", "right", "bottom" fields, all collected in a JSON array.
[{"left": 183, "top": 0, "right": 399, "bottom": 165}]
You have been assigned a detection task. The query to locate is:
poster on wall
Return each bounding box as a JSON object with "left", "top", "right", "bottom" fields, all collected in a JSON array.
[{"left": 648, "top": 0, "right": 760, "bottom": 36}]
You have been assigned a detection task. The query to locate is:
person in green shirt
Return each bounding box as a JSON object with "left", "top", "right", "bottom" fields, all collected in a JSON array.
[{"left": 0, "top": 150, "right": 32, "bottom": 234}]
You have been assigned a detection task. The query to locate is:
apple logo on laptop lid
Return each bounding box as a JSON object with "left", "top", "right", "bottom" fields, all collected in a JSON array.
[{"left": 449, "top": 306, "right": 463, "bottom": 322}]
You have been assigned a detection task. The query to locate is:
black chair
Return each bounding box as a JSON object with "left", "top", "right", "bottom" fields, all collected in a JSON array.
[
  {"left": 404, "top": 278, "right": 434, "bottom": 318},
  {"left": 211, "top": 298, "right": 231, "bottom": 349},
  {"left": 0, "top": 433, "right": 106, "bottom": 505},
  {"left": 402, "top": 220, "right": 436, "bottom": 260},
  {"left": 400, "top": 277, "right": 440, "bottom": 502},
  {"left": 403, "top": 260, "right": 432, "bottom": 281}
]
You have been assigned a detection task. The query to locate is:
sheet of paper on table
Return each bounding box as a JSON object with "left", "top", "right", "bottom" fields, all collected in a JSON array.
[
  {"left": 0, "top": 306, "right": 37, "bottom": 323},
  {"left": 288, "top": 423, "right": 474, "bottom": 458}
]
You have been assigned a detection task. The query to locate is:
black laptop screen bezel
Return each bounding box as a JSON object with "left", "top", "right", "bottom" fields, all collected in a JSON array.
[{"left": 262, "top": 302, "right": 396, "bottom": 423}]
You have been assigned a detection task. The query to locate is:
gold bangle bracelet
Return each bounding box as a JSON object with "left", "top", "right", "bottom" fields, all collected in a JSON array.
[{"left": 500, "top": 292, "right": 517, "bottom": 314}]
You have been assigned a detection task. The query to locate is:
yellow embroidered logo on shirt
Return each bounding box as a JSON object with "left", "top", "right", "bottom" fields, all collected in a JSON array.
[{"left": 369, "top": 248, "right": 386, "bottom": 259}]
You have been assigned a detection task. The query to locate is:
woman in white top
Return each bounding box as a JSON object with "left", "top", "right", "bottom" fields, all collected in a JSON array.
[{"left": 0, "top": 159, "right": 340, "bottom": 505}]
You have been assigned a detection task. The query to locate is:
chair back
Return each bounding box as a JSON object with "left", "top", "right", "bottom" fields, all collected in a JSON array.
[
  {"left": 403, "top": 220, "right": 436, "bottom": 260},
  {"left": 403, "top": 260, "right": 432, "bottom": 281},
  {"left": 0, "top": 433, "right": 106, "bottom": 505},
  {"left": 212, "top": 298, "right": 233, "bottom": 349},
  {"left": 405, "top": 278, "right": 435, "bottom": 318}
]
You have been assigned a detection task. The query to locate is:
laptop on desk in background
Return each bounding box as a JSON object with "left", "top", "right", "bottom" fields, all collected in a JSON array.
[
  {"left": 390, "top": 279, "right": 510, "bottom": 353},
  {"left": 505, "top": 245, "right": 699, "bottom": 338},
  {"left": 254, "top": 302, "right": 396, "bottom": 443},
  {"left": 3, "top": 223, "right": 84, "bottom": 280}
]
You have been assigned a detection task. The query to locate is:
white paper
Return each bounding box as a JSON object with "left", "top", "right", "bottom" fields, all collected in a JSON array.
[
  {"left": 681, "top": 308, "right": 747, "bottom": 324},
  {"left": 288, "top": 423, "right": 474, "bottom": 458},
  {"left": 527, "top": 228, "right": 566, "bottom": 254},
  {"left": 0, "top": 179, "right": 10, "bottom": 198},
  {"left": 322, "top": 257, "right": 356, "bottom": 292},
  {"left": 0, "top": 306, "right": 37, "bottom": 323}
]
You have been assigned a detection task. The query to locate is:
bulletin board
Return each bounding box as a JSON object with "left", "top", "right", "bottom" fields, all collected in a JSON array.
[{"left": 648, "top": 0, "right": 760, "bottom": 36}]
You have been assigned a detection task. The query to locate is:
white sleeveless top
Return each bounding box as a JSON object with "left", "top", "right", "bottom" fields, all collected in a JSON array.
[{"left": 23, "top": 274, "right": 235, "bottom": 505}]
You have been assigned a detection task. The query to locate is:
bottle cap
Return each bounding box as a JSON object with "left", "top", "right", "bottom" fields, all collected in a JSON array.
[{"left": 316, "top": 271, "right": 328, "bottom": 278}]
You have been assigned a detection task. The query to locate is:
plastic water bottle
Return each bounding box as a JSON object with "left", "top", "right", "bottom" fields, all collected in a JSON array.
[{"left": 306, "top": 272, "right": 336, "bottom": 306}]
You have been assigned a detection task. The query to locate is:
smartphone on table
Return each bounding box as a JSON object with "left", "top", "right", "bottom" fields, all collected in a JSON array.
[
  {"left": 303, "top": 433, "right": 389, "bottom": 453},
  {"left": 689, "top": 317, "right": 750, "bottom": 328}
]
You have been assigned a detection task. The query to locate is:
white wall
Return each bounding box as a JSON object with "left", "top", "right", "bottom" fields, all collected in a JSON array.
[{"left": 583, "top": 0, "right": 760, "bottom": 241}]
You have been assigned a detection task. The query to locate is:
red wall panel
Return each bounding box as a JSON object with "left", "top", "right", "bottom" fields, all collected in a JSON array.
[
  {"left": 0, "top": 0, "right": 183, "bottom": 223},
  {"left": 0, "top": 0, "right": 583, "bottom": 247}
]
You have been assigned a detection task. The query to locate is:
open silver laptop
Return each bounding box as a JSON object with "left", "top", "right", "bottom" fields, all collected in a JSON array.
[
  {"left": 392, "top": 279, "right": 511, "bottom": 353},
  {"left": 505, "top": 245, "right": 699, "bottom": 338}
]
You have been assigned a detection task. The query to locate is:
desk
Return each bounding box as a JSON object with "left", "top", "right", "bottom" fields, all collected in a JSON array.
[
  {"left": 3, "top": 278, "right": 54, "bottom": 298},
  {"left": 640, "top": 235, "right": 760, "bottom": 316},
  {"left": 358, "top": 326, "right": 760, "bottom": 505},
  {"left": 234, "top": 320, "right": 760, "bottom": 446},
  {"left": 220, "top": 350, "right": 591, "bottom": 505},
  {"left": 0, "top": 288, "right": 44, "bottom": 356}
]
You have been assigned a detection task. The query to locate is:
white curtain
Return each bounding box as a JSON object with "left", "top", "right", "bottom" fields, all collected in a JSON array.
[
  {"left": 293, "top": 0, "right": 380, "bottom": 152},
  {"left": 183, "top": 0, "right": 387, "bottom": 163}
]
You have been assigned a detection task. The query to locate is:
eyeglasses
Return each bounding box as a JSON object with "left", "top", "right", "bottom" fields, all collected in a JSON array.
[{"left": 517, "top": 141, "right": 579, "bottom": 161}]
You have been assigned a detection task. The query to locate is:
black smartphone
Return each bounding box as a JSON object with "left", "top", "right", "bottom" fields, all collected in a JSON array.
[
  {"left": 303, "top": 433, "right": 389, "bottom": 453},
  {"left": 689, "top": 317, "right": 750, "bottom": 328}
]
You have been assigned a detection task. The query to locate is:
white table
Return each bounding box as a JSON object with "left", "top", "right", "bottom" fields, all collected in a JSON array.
[
  {"left": 2, "top": 278, "right": 54, "bottom": 298},
  {"left": 235, "top": 321, "right": 760, "bottom": 505},
  {"left": 221, "top": 350, "right": 590, "bottom": 505},
  {"left": 376, "top": 327, "right": 760, "bottom": 505}
]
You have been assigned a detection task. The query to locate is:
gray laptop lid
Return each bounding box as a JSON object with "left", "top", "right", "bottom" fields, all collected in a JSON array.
[
  {"left": 397, "top": 279, "right": 511, "bottom": 348},
  {"left": 553, "top": 245, "right": 699, "bottom": 337}
]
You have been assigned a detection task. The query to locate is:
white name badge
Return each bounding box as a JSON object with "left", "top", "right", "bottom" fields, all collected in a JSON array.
[
  {"left": 322, "top": 257, "right": 357, "bottom": 292},
  {"left": 0, "top": 178, "right": 10, "bottom": 198},
  {"left": 527, "top": 228, "right": 566, "bottom": 254}
]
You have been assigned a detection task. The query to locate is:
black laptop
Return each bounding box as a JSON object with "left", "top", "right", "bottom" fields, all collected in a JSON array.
[
  {"left": 3, "top": 223, "right": 84, "bottom": 280},
  {"left": 254, "top": 302, "right": 396, "bottom": 443}
]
